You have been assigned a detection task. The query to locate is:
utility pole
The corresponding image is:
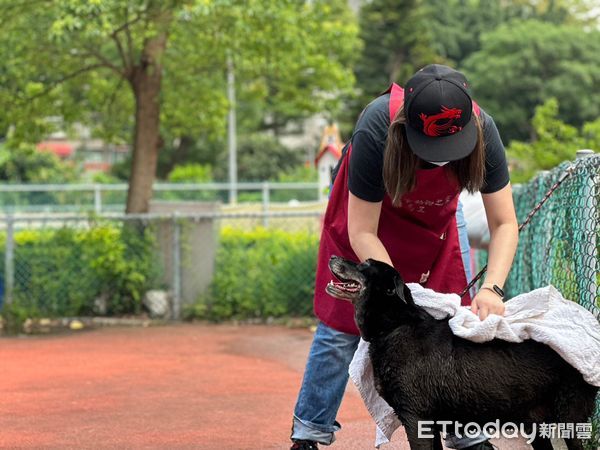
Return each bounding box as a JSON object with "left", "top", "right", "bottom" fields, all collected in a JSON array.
[{"left": 227, "top": 53, "right": 237, "bottom": 204}]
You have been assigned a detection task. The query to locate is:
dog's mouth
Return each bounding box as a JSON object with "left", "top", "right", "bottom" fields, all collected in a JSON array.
[{"left": 326, "top": 256, "right": 365, "bottom": 301}]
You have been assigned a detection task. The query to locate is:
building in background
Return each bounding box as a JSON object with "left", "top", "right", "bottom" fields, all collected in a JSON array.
[{"left": 36, "top": 122, "right": 129, "bottom": 179}]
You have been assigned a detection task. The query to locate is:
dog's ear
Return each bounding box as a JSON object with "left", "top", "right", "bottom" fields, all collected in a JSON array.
[
  {"left": 394, "top": 275, "right": 415, "bottom": 305},
  {"left": 403, "top": 284, "right": 415, "bottom": 305}
]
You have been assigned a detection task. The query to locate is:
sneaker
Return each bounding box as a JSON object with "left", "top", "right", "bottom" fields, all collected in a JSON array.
[{"left": 290, "top": 440, "right": 319, "bottom": 450}]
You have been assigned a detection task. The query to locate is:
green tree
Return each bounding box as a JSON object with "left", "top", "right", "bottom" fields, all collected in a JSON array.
[
  {"left": 581, "top": 117, "right": 600, "bottom": 150},
  {"left": 0, "top": 0, "right": 359, "bottom": 212},
  {"left": 167, "top": 163, "right": 213, "bottom": 183},
  {"left": 214, "top": 134, "right": 304, "bottom": 182},
  {"left": 463, "top": 19, "right": 600, "bottom": 143},
  {"left": 427, "top": 0, "right": 597, "bottom": 67},
  {"left": 507, "top": 98, "right": 600, "bottom": 182},
  {"left": 277, "top": 165, "right": 318, "bottom": 183},
  {"left": 156, "top": 136, "right": 222, "bottom": 179},
  {"left": 92, "top": 171, "right": 122, "bottom": 184},
  {"left": 166, "top": 162, "right": 214, "bottom": 201},
  {"left": 0, "top": 142, "right": 77, "bottom": 183},
  {"left": 353, "top": 0, "right": 439, "bottom": 104},
  {"left": 427, "top": 0, "right": 502, "bottom": 66}
]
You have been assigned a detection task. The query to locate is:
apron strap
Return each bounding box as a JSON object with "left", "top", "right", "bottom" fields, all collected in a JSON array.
[
  {"left": 386, "top": 83, "right": 404, "bottom": 122},
  {"left": 472, "top": 100, "right": 481, "bottom": 117}
]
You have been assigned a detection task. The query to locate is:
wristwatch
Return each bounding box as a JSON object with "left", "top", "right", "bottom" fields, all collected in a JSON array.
[{"left": 480, "top": 283, "right": 505, "bottom": 299}]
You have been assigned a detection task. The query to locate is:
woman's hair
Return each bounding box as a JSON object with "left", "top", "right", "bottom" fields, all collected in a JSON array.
[{"left": 383, "top": 105, "right": 485, "bottom": 206}]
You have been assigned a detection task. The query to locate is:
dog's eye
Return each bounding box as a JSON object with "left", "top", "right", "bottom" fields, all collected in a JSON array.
[{"left": 385, "top": 288, "right": 396, "bottom": 296}]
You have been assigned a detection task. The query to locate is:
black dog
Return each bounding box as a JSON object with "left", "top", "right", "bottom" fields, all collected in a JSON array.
[{"left": 327, "top": 256, "right": 598, "bottom": 450}]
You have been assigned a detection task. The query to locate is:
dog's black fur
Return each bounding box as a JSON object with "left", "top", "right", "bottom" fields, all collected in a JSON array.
[{"left": 327, "top": 256, "right": 598, "bottom": 450}]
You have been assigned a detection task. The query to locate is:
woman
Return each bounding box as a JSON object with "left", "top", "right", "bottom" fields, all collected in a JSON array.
[{"left": 290, "top": 65, "right": 518, "bottom": 450}]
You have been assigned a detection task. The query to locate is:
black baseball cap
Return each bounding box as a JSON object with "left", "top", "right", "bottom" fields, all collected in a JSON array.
[{"left": 404, "top": 64, "right": 477, "bottom": 162}]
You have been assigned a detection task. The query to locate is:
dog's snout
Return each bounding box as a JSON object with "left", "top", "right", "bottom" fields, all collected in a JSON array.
[{"left": 328, "top": 256, "right": 360, "bottom": 278}]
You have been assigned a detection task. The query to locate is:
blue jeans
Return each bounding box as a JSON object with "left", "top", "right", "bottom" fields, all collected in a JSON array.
[
  {"left": 292, "top": 322, "right": 360, "bottom": 445},
  {"left": 292, "top": 207, "right": 487, "bottom": 448}
]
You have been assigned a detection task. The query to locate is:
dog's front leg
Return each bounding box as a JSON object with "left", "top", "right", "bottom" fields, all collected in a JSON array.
[{"left": 403, "top": 417, "right": 442, "bottom": 450}]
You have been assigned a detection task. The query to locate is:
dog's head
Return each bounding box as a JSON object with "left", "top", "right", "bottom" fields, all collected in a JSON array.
[{"left": 326, "top": 256, "right": 417, "bottom": 341}]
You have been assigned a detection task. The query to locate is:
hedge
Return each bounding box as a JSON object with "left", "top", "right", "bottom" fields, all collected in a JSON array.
[
  {"left": 0, "top": 223, "right": 161, "bottom": 321},
  {"left": 193, "top": 227, "right": 319, "bottom": 320}
]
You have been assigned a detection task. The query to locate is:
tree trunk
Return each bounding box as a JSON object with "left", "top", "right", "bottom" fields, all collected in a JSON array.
[{"left": 126, "top": 31, "right": 168, "bottom": 213}]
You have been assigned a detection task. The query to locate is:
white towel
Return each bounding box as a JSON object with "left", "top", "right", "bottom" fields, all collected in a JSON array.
[{"left": 348, "top": 283, "right": 600, "bottom": 448}]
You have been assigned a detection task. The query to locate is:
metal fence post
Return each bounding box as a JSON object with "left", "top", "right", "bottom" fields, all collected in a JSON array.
[
  {"left": 172, "top": 213, "right": 182, "bottom": 320},
  {"left": 227, "top": 54, "right": 238, "bottom": 205},
  {"left": 262, "top": 182, "right": 270, "bottom": 227},
  {"left": 94, "top": 184, "right": 102, "bottom": 214},
  {"left": 576, "top": 149, "right": 595, "bottom": 159},
  {"left": 4, "top": 215, "right": 14, "bottom": 305}
]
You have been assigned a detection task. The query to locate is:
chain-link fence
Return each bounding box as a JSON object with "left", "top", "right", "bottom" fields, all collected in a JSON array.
[
  {"left": 506, "top": 154, "right": 599, "bottom": 313},
  {"left": 480, "top": 152, "right": 599, "bottom": 446}
]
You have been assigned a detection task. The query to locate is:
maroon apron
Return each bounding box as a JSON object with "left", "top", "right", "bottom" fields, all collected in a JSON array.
[{"left": 314, "top": 83, "right": 474, "bottom": 335}]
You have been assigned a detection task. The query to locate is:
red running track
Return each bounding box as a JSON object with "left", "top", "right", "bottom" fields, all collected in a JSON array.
[{"left": 0, "top": 324, "right": 530, "bottom": 449}]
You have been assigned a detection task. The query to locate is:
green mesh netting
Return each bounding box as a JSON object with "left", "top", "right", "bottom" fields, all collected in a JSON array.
[{"left": 496, "top": 155, "right": 599, "bottom": 446}]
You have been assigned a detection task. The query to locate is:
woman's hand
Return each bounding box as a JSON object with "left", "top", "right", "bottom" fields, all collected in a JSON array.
[{"left": 470, "top": 289, "right": 505, "bottom": 320}]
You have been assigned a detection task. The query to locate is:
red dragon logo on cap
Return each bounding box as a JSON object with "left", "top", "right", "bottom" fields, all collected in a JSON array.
[{"left": 419, "top": 106, "right": 463, "bottom": 137}]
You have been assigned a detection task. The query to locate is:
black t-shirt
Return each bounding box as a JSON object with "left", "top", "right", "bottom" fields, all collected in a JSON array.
[{"left": 346, "top": 93, "right": 510, "bottom": 202}]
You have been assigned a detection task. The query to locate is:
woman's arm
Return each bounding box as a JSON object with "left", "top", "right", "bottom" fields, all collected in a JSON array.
[
  {"left": 347, "top": 192, "right": 393, "bottom": 266},
  {"left": 471, "top": 182, "right": 519, "bottom": 319}
]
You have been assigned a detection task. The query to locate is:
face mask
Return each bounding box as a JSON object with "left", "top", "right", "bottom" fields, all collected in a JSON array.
[{"left": 428, "top": 160, "right": 450, "bottom": 167}]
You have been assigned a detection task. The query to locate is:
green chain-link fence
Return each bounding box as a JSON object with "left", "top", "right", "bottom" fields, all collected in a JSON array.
[
  {"left": 506, "top": 154, "right": 599, "bottom": 311},
  {"left": 492, "top": 153, "right": 599, "bottom": 447}
]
